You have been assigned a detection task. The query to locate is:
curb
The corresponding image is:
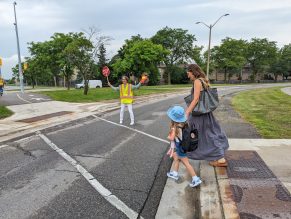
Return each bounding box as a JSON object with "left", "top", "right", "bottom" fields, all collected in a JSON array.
[{"left": 156, "top": 160, "right": 240, "bottom": 219}]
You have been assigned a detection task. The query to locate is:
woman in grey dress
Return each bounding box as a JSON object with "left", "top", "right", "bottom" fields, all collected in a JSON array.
[{"left": 185, "top": 64, "right": 229, "bottom": 167}]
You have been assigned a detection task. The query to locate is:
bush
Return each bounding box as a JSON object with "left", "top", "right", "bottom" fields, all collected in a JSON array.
[{"left": 166, "top": 65, "right": 188, "bottom": 84}]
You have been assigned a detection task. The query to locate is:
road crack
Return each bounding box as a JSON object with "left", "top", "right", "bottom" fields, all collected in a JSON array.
[{"left": 8, "top": 142, "right": 37, "bottom": 159}]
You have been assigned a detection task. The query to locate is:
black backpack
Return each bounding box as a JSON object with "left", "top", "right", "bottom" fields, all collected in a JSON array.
[{"left": 178, "top": 124, "right": 199, "bottom": 153}]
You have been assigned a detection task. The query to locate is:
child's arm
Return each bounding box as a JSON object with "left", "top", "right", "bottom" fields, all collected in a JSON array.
[
  {"left": 167, "top": 140, "right": 176, "bottom": 158},
  {"left": 167, "top": 127, "right": 176, "bottom": 141}
]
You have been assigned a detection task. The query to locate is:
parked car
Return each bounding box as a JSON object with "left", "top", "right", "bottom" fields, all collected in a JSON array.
[{"left": 75, "top": 80, "right": 102, "bottom": 89}]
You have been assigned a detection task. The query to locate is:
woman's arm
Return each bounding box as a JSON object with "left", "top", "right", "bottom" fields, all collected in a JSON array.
[
  {"left": 186, "top": 79, "right": 202, "bottom": 117},
  {"left": 132, "top": 82, "right": 141, "bottom": 90},
  {"left": 107, "top": 78, "right": 120, "bottom": 91}
]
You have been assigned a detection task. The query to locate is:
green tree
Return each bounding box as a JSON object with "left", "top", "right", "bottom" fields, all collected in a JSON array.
[
  {"left": 211, "top": 37, "right": 247, "bottom": 82},
  {"left": 280, "top": 44, "right": 291, "bottom": 80},
  {"left": 27, "top": 32, "right": 79, "bottom": 88},
  {"left": 52, "top": 33, "right": 81, "bottom": 89},
  {"left": 23, "top": 58, "right": 40, "bottom": 88},
  {"left": 64, "top": 34, "right": 94, "bottom": 95},
  {"left": 96, "top": 43, "right": 108, "bottom": 84},
  {"left": 117, "top": 35, "right": 143, "bottom": 59},
  {"left": 246, "top": 38, "right": 278, "bottom": 81},
  {"left": 97, "top": 43, "right": 108, "bottom": 68},
  {"left": 169, "top": 65, "right": 188, "bottom": 84},
  {"left": 112, "top": 39, "right": 168, "bottom": 85},
  {"left": 191, "top": 46, "right": 205, "bottom": 67},
  {"left": 27, "top": 40, "right": 55, "bottom": 85},
  {"left": 151, "top": 27, "right": 196, "bottom": 84}
]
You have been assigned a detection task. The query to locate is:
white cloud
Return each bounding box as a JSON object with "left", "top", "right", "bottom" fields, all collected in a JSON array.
[{"left": 0, "top": 54, "right": 24, "bottom": 79}]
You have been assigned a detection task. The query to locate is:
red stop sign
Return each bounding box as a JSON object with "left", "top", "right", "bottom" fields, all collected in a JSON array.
[{"left": 102, "top": 66, "right": 110, "bottom": 77}]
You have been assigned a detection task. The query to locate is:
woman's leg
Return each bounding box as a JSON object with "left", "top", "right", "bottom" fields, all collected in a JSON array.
[
  {"left": 180, "top": 157, "right": 196, "bottom": 177},
  {"left": 127, "top": 104, "right": 134, "bottom": 124},
  {"left": 120, "top": 103, "right": 125, "bottom": 123}
]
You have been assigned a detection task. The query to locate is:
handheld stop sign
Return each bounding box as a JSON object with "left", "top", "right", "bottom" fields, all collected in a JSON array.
[{"left": 102, "top": 66, "right": 110, "bottom": 77}]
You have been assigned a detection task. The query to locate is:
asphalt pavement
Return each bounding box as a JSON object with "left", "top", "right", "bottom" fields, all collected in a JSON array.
[
  {"left": 0, "top": 92, "right": 51, "bottom": 106},
  {"left": 0, "top": 95, "right": 182, "bottom": 219},
  {"left": 1, "top": 83, "right": 291, "bottom": 219}
]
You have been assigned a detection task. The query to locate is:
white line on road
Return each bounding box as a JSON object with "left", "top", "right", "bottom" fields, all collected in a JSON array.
[
  {"left": 92, "top": 115, "right": 169, "bottom": 144},
  {"left": 16, "top": 93, "right": 32, "bottom": 104},
  {"left": 38, "top": 132, "right": 140, "bottom": 219}
]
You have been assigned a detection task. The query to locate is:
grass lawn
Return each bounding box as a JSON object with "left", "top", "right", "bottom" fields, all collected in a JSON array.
[
  {"left": 232, "top": 87, "right": 291, "bottom": 138},
  {"left": 40, "top": 86, "right": 179, "bottom": 103},
  {"left": 0, "top": 106, "right": 13, "bottom": 119}
]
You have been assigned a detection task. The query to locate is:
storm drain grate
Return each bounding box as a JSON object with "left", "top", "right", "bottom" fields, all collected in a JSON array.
[
  {"left": 226, "top": 151, "right": 291, "bottom": 219},
  {"left": 17, "top": 111, "right": 72, "bottom": 123},
  {"left": 226, "top": 150, "right": 275, "bottom": 179}
]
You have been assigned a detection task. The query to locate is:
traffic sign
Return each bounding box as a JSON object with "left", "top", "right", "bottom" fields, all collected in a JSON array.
[
  {"left": 102, "top": 66, "right": 110, "bottom": 77},
  {"left": 24, "top": 62, "right": 28, "bottom": 70}
]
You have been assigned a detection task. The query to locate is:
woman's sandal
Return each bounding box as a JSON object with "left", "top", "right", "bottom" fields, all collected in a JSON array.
[{"left": 209, "top": 160, "right": 228, "bottom": 167}]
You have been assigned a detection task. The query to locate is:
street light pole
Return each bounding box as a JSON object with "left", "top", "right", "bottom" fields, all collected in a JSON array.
[
  {"left": 13, "top": 1, "right": 24, "bottom": 93},
  {"left": 206, "top": 25, "right": 212, "bottom": 80},
  {"left": 196, "top": 13, "right": 229, "bottom": 79}
]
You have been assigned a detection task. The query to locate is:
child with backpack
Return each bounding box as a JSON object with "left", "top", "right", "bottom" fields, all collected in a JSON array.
[{"left": 166, "top": 105, "right": 202, "bottom": 188}]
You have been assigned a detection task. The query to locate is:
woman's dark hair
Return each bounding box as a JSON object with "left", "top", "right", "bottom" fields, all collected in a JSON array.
[{"left": 187, "top": 64, "right": 210, "bottom": 85}]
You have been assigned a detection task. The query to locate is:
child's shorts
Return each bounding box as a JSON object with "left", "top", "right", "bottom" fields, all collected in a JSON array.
[{"left": 175, "top": 141, "right": 187, "bottom": 158}]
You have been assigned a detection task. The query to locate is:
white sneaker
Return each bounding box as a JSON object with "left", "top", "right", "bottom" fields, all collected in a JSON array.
[
  {"left": 189, "top": 177, "right": 202, "bottom": 187},
  {"left": 167, "top": 171, "right": 179, "bottom": 180},
  {"left": 120, "top": 121, "right": 123, "bottom": 124},
  {"left": 130, "top": 122, "right": 134, "bottom": 126}
]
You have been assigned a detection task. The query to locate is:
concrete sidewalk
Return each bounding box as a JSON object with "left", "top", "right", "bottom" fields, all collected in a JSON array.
[
  {"left": 156, "top": 139, "right": 291, "bottom": 219},
  {"left": 0, "top": 92, "right": 186, "bottom": 142},
  {"left": 282, "top": 86, "right": 291, "bottom": 96}
]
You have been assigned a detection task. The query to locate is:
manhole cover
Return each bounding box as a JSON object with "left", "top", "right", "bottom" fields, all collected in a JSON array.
[{"left": 226, "top": 151, "right": 291, "bottom": 218}]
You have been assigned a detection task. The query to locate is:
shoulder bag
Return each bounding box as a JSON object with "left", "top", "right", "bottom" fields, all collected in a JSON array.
[{"left": 184, "top": 79, "right": 219, "bottom": 116}]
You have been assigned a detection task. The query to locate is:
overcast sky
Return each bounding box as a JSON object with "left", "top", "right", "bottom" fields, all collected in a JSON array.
[{"left": 1, "top": 0, "right": 291, "bottom": 79}]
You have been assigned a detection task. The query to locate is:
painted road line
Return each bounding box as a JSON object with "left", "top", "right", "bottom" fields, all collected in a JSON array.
[
  {"left": 16, "top": 93, "right": 32, "bottom": 104},
  {"left": 92, "top": 115, "right": 169, "bottom": 144},
  {"left": 38, "top": 132, "right": 140, "bottom": 219}
]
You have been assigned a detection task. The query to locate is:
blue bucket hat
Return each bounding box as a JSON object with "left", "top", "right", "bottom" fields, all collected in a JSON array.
[{"left": 167, "top": 105, "right": 187, "bottom": 123}]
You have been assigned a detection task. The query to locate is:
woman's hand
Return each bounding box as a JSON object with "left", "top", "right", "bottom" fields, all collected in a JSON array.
[{"left": 185, "top": 108, "right": 191, "bottom": 118}]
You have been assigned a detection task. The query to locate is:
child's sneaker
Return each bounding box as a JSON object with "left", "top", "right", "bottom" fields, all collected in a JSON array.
[
  {"left": 189, "top": 176, "right": 202, "bottom": 187},
  {"left": 167, "top": 171, "right": 179, "bottom": 180}
]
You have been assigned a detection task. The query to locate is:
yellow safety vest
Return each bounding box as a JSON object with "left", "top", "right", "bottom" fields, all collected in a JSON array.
[
  {"left": 0, "top": 79, "right": 4, "bottom": 86},
  {"left": 120, "top": 83, "right": 133, "bottom": 104}
]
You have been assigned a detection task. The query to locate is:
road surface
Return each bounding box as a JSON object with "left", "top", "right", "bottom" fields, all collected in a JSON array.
[{"left": 0, "top": 83, "right": 290, "bottom": 218}]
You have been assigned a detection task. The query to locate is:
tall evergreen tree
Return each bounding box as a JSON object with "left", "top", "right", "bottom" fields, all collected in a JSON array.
[{"left": 97, "top": 43, "right": 108, "bottom": 68}]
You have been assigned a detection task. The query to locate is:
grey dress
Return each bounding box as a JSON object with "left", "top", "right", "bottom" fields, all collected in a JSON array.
[{"left": 187, "top": 85, "right": 229, "bottom": 161}]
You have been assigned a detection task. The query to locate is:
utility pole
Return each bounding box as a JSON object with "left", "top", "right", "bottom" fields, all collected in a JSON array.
[
  {"left": 13, "top": 1, "right": 24, "bottom": 93},
  {"left": 196, "top": 14, "right": 230, "bottom": 79}
]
